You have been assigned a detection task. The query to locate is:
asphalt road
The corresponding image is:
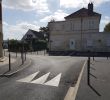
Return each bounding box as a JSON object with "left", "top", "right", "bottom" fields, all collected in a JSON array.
[{"left": 0, "top": 54, "right": 86, "bottom": 100}]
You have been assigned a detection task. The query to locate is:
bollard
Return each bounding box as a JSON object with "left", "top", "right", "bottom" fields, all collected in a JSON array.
[
  {"left": 87, "top": 57, "right": 90, "bottom": 85},
  {"left": 16, "top": 51, "right": 17, "bottom": 58},
  {"left": 4, "top": 49, "right": 5, "bottom": 56},
  {"left": 22, "top": 51, "right": 24, "bottom": 64},
  {"left": 9, "top": 53, "right": 11, "bottom": 71},
  {"left": 107, "top": 57, "right": 108, "bottom": 60},
  {"left": 25, "top": 51, "right": 26, "bottom": 61},
  {"left": 44, "top": 50, "right": 45, "bottom": 56},
  {"left": 21, "top": 51, "right": 24, "bottom": 64},
  {"left": 93, "top": 56, "right": 94, "bottom": 61}
]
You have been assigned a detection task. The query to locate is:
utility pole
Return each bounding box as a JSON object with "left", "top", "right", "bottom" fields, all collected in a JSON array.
[
  {"left": 0, "top": 0, "right": 3, "bottom": 57},
  {"left": 81, "top": 17, "right": 83, "bottom": 50}
]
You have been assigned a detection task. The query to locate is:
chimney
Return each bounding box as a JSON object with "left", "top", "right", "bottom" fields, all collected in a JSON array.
[{"left": 88, "top": 3, "right": 93, "bottom": 15}]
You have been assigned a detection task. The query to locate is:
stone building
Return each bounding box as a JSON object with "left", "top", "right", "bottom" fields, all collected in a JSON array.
[
  {"left": 0, "top": 0, "right": 3, "bottom": 57},
  {"left": 48, "top": 3, "right": 110, "bottom": 52}
]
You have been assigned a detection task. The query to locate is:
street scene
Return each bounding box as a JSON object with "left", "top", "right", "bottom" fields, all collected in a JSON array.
[
  {"left": 0, "top": 0, "right": 110, "bottom": 100},
  {"left": 0, "top": 52, "right": 86, "bottom": 100}
]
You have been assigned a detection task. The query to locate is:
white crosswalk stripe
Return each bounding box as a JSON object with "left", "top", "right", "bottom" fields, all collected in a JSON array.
[
  {"left": 31, "top": 72, "right": 50, "bottom": 84},
  {"left": 44, "top": 73, "right": 62, "bottom": 87},
  {"left": 17, "top": 71, "right": 40, "bottom": 82},
  {"left": 17, "top": 71, "right": 62, "bottom": 87}
]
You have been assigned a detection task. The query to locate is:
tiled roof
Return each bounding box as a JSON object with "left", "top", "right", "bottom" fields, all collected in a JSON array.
[{"left": 65, "top": 8, "right": 101, "bottom": 19}]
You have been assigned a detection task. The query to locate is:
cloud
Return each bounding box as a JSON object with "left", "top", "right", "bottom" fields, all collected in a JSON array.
[
  {"left": 100, "top": 16, "right": 110, "bottom": 31},
  {"left": 40, "top": 10, "right": 68, "bottom": 22},
  {"left": 60, "top": 0, "right": 110, "bottom": 8},
  {"left": 3, "top": 21, "right": 40, "bottom": 40},
  {"left": 101, "top": 16, "right": 110, "bottom": 24},
  {"left": 3, "top": 0, "right": 49, "bottom": 12},
  {"left": 47, "top": 0, "right": 60, "bottom": 12}
]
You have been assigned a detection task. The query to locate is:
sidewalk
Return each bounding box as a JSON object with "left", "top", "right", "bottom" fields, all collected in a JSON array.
[
  {"left": 0, "top": 56, "right": 31, "bottom": 76},
  {"left": 75, "top": 57, "right": 110, "bottom": 100}
]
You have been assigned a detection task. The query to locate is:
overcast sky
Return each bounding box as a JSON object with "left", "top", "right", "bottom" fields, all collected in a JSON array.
[{"left": 2, "top": 0, "right": 110, "bottom": 40}]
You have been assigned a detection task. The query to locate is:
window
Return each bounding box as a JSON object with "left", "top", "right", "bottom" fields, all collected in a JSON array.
[
  {"left": 27, "top": 34, "right": 33, "bottom": 39},
  {"left": 62, "top": 24, "right": 64, "bottom": 29},
  {"left": 71, "top": 23, "right": 74, "bottom": 31},
  {"left": 106, "top": 39, "right": 110, "bottom": 46},
  {"left": 87, "top": 40, "right": 93, "bottom": 47},
  {"left": 71, "top": 41, "right": 73, "bottom": 45},
  {"left": 89, "top": 20, "right": 94, "bottom": 29}
]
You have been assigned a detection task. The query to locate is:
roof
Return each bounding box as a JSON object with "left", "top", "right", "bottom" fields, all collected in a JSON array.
[
  {"left": 29, "top": 29, "right": 44, "bottom": 39},
  {"left": 22, "top": 29, "right": 44, "bottom": 40},
  {"left": 65, "top": 8, "right": 101, "bottom": 19}
]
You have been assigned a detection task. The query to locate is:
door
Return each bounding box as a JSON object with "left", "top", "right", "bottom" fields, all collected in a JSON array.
[{"left": 69, "top": 39, "right": 75, "bottom": 50}]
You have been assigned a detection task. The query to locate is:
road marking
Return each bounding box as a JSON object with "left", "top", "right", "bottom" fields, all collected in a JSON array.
[
  {"left": 44, "top": 73, "right": 62, "bottom": 87},
  {"left": 31, "top": 72, "right": 50, "bottom": 84},
  {"left": 64, "top": 87, "right": 75, "bottom": 100},
  {"left": 17, "top": 71, "right": 62, "bottom": 87},
  {"left": 17, "top": 71, "right": 39, "bottom": 82},
  {"left": 64, "top": 60, "right": 87, "bottom": 100}
]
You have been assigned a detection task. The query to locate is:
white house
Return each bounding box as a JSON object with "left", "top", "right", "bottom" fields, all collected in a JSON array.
[
  {"left": 48, "top": 3, "right": 110, "bottom": 52},
  {"left": 22, "top": 29, "right": 44, "bottom": 41}
]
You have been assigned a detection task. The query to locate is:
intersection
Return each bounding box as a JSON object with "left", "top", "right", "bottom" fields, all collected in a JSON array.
[{"left": 0, "top": 55, "right": 86, "bottom": 100}]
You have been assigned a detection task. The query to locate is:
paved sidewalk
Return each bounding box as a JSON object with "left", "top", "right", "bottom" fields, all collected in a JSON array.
[
  {"left": 75, "top": 57, "right": 110, "bottom": 100},
  {"left": 0, "top": 56, "right": 31, "bottom": 76},
  {"left": 0, "top": 57, "right": 16, "bottom": 65}
]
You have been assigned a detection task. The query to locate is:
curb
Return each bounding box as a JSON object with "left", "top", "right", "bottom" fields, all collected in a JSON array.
[
  {"left": 0, "top": 59, "right": 32, "bottom": 77},
  {"left": 64, "top": 60, "right": 87, "bottom": 100}
]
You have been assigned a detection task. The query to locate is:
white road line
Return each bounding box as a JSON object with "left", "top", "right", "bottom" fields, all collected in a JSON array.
[
  {"left": 64, "top": 60, "right": 87, "bottom": 100},
  {"left": 44, "top": 73, "right": 62, "bottom": 87},
  {"left": 64, "top": 87, "right": 75, "bottom": 100},
  {"left": 31, "top": 72, "right": 50, "bottom": 84},
  {"left": 17, "top": 71, "right": 39, "bottom": 82}
]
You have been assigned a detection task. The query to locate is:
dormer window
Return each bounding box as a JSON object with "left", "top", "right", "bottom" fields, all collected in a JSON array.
[{"left": 27, "top": 34, "right": 33, "bottom": 39}]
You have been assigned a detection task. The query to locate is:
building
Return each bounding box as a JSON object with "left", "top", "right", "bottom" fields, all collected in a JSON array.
[
  {"left": 3, "top": 40, "right": 8, "bottom": 49},
  {"left": 22, "top": 29, "right": 44, "bottom": 42},
  {"left": 0, "top": 0, "right": 3, "bottom": 57},
  {"left": 22, "top": 29, "right": 48, "bottom": 51},
  {"left": 48, "top": 3, "right": 110, "bottom": 52},
  {"left": 21, "top": 29, "right": 45, "bottom": 51}
]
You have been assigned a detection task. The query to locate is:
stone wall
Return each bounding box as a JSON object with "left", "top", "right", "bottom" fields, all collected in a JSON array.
[{"left": 49, "top": 32, "right": 110, "bottom": 52}]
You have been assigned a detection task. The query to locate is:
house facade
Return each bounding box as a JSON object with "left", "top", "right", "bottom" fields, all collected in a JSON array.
[
  {"left": 48, "top": 3, "right": 110, "bottom": 52},
  {"left": 22, "top": 29, "right": 44, "bottom": 42}
]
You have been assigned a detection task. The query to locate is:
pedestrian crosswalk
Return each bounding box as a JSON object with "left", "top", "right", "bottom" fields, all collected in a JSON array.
[{"left": 17, "top": 71, "right": 62, "bottom": 87}]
